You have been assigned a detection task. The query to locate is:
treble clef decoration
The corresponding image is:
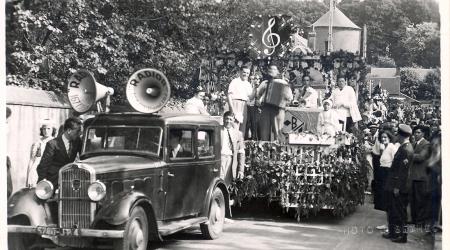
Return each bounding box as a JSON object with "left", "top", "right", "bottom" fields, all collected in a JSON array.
[{"left": 262, "top": 17, "right": 280, "bottom": 56}]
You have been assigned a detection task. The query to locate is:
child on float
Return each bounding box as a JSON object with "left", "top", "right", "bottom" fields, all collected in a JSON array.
[{"left": 317, "top": 99, "right": 340, "bottom": 137}]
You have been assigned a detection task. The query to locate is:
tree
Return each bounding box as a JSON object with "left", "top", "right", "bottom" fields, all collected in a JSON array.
[
  {"left": 400, "top": 69, "right": 421, "bottom": 100},
  {"left": 422, "top": 68, "right": 441, "bottom": 100},
  {"left": 394, "top": 22, "right": 440, "bottom": 68},
  {"left": 339, "top": 0, "right": 439, "bottom": 67}
]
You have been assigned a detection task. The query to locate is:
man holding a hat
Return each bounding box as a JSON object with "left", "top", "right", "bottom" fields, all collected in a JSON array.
[{"left": 383, "top": 124, "right": 414, "bottom": 243}]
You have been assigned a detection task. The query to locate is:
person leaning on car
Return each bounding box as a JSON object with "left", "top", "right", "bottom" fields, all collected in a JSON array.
[
  {"left": 37, "top": 117, "right": 83, "bottom": 187},
  {"left": 221, "top": 111, "right": 245, "bottom": 187}
]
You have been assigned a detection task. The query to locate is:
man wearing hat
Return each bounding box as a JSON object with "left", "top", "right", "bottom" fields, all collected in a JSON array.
[
  {"left": 409, "top": 125, "right": 432, "bottom": 229},
  {"left": 383, "top": 124, "right": 414, "bottom": 243}
]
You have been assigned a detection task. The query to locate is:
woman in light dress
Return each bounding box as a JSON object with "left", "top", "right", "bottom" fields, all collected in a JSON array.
[{"left": 26, "top": 119, "right": 56, "bottom": 186}]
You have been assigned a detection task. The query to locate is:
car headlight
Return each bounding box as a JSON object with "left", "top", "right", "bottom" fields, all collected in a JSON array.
[
  {"left": 35, "top": 180, "right": 54, "bottom": 200},
  {"left": 88, "top": 181, "right": 106, "bottom": 201}
]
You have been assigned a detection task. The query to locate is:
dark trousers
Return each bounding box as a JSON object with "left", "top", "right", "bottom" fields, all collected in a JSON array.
[
  {"left": 245, "top": 105, "right": 259, "bottom": 140},
  {"left": 259, "top": 104, "right": 283, "bottom": 141},
  {"left": 386, "top": 192, "right": 409, "bottom": 239},
  {"left": 338, "top": 117, "right": 354, "bottom": 133},
  {"left": 411, "top": 180, "right": 432, "bottom": 226}
]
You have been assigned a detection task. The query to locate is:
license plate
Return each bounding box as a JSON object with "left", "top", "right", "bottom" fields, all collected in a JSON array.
[{"left": 36, "top": 227, "right": 78, "bottom": 237}]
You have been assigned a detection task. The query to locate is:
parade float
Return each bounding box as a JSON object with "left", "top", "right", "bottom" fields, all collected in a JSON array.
[{"left": 195, "top": 4, "right": 372, "bottom": 219}]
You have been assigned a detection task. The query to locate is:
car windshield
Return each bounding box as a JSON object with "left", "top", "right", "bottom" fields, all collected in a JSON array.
[{"left": 83, "top": 126, "right": 162, "bottom": 156}]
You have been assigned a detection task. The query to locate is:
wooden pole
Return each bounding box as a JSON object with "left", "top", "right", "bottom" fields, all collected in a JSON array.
[
  {"left": 363, "top": 24, "right": 367, "bottom": 59},
  {"left": 327, "top": 0, "right": 335, "bottom": 52}
]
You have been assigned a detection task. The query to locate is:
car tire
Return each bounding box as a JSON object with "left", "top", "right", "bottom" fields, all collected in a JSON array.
[
  {"left": 114, "top": 206, "right": 149, "bottom": 250},
  {"left": 8, "top": 233, "right": 42, "bottom": 250},
  {"left": 200, "top": 188, "right": 225, "bottom": 240}
]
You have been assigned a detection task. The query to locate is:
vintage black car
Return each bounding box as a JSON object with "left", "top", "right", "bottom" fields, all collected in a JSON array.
[{"left": 8, "top": 112, "right": 229, "bottom": 250}]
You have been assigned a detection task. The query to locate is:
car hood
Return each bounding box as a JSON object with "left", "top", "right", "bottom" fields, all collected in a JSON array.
[{"left": 77, "top": 155, "right": 165, "bottom": 175}]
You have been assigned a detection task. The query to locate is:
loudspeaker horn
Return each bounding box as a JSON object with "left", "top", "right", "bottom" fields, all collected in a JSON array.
[
  {"left": 126, "top": 68, "right": 171, "bottom": 113},
  {"left": 67, "top": 70, "right": 114, "bottom": 113}
]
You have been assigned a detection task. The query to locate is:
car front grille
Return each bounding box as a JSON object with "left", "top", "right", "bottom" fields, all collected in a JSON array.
[{"left": 59, "top": 164, "right": 94, "bottom": 229}]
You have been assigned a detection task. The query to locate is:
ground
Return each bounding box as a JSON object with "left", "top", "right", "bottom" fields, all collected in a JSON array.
[
  {"left": 49, "top": 196, "right": 438, "bottom": 250},
  {"left": 150, "top": 197, "right": 436, "bottom": 250}
]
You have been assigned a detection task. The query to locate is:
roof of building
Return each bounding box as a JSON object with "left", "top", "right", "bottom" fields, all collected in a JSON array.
[
  {"left": 6, "top": 85, "right": 70, "bottom": 108},
  {"left": 311, "top": 8, "right": 361, "bottom": 30}
]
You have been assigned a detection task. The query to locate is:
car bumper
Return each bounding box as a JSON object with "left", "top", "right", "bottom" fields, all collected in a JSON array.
[{"left": 8, "top": 225, "right": 124, "bottom": 238}]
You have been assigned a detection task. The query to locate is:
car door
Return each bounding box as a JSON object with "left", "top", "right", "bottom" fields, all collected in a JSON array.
[
  {"left": 164, "top": 126, "right": 198, "bottom": 220},
  {"left": 193, "top": 127, "right": 218, "bottom": 212}
]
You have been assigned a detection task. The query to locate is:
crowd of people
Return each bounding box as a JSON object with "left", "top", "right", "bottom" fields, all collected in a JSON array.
[{"left": 361, "top": 94, "right": 442, "bottom": 243}]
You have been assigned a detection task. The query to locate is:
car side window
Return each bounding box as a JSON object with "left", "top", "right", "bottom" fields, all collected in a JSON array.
[
  {"left": 198, "top": 130, "right": 214, "bottom": 158},
  {"left": 168, "top": 129, "right": 194, "bottom": 159}
]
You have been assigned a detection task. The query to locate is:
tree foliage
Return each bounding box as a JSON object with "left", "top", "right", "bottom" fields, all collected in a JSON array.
[
  {"left": 339, "top": 0, "right": 440, "bottom": 68},
  {"left": 400, "top": 68, "right": 440, "bottom": 100},
  {"left": 6, "top": 0, "right": 440, "bottom": 105},
  {"left": 6, "top": 0, "right": 328, "bottom": 104}
]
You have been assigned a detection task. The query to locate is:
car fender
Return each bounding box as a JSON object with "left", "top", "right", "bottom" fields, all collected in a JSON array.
[
  {"left": 92, "top": 190, "right": 161, "bottom": 241},
  {"left": 7, "top": 188, "right": 54, "bottom": 226},
  {"left": 201, "top": 178, "right": 231, "bottom": 218}
]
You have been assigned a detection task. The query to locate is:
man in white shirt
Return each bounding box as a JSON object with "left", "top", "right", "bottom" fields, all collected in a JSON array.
[
  {"left": 227, "top": 66, "right": 254, "bottom": 134},
  {"left": 298, "top": 75, "right": 318, "bottom": 108},
  {"left": 184, "top": 88, "right": 209, "bottom": 115},
  {"left": 331, "top": 76, "right": 361, "bottom": 132}
]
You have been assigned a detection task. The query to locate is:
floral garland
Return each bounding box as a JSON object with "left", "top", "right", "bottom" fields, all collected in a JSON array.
[{"left": 230, "top": 133, "right": 369, "bottom": 220}]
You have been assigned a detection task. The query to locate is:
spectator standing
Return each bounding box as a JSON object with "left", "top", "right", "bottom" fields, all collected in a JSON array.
[
  {"left": 383, "top": 124, "right": 414, "bottom": 243},
  {"left": 374, "top": 130, "right": 400, "bottom": 230},
  {"left": 410, "top": 125, "right": 432, "bottom": 229},
  {"left": 426, "top": 129, "right": 441, "bottom": 231},
  {"left": 26, "top": 119, "right": 56, "bottom": 186}
]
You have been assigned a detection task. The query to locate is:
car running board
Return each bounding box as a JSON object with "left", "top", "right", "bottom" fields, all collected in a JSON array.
[{"left": 158, "top": 217, "right": 208, "bottom": 236}]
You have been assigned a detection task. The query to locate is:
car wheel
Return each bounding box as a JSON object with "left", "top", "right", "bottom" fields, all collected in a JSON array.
[
  {"left": 200, "top": 188, "right": 225, "bottom": 239},
  {"left": 8, "top": 233, "right": 42, "bottom": 250},
  {"left": 114, "top": 206, "right": 149, "bottom": 250}
]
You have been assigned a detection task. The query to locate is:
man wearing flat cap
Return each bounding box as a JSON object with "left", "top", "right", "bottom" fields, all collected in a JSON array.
[
  {"left": 409, "top": 125, "right": 432, "bottom": 229},
  {"left": 383, "top": 124, "right": 414, "bottom": 243}
]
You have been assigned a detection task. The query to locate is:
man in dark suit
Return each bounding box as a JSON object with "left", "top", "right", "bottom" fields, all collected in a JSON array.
[
  {"left": 410, "top": 125, "right": 432, "bottom": 228},
  {"left": 383, "top": 124, "right": 414, "bottom": 243},
  {"left": 37, "top": 117, "right": 83, "bottom": 187},
  {"left": 168, "top": 129, "right": 193, "bottom": 158}
]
